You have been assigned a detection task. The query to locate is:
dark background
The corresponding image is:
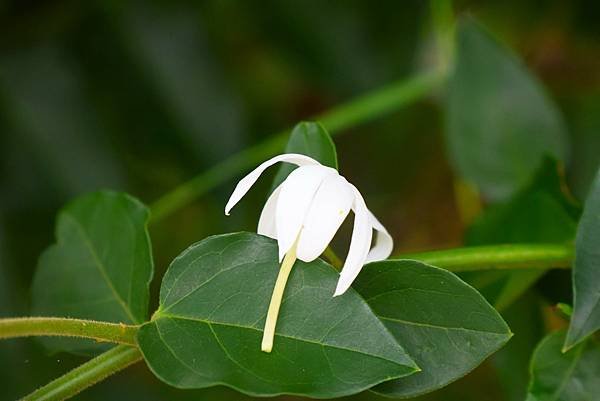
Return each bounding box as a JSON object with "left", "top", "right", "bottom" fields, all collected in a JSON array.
[{"left": 1, "top": 1, "right": 599, "bottom": 400}]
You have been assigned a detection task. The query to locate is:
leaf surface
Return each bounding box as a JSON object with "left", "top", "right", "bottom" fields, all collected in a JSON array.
[
  {"left": 447, "top": 19, "right": 568, "bottom": 201},
  {"left": 565, "top": 168, "right": 600, "bottom": 349},
  {"left": 353, "top": 260, "right": 511, "bottom": 398},
  {"left": 527, "top": 330, "right": 600, "bottom": 401},
  {"left": 32, "top": 191, "right": 154, "bottom": 353},
  {"left": 138, "top": 232, "right": 417, "bottom": 398}
]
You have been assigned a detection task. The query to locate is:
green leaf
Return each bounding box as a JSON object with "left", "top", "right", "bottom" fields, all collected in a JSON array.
[
  {"left": 447, "top": 18, "right": 569, "bottom": 201},
  {"left": 270, "top": 121, "right": 338, "bottom": 192},
  {"left": 565, "top": 168, "right": 600, "bottom": 350},
  {"left": 527, "top": 330, "right": 600, "bottom": 401},
  {"left": 352, "top": 259, "right": 511, "bottom": 398},
  {"left": 137, "top": 232, "right": 417, "bottom": 398},
  {"left": 464, "top": 159, "right": 579, "bottom": 310},
  {"left": 32, "top": 191, "right": 154, "bottom": 353}
]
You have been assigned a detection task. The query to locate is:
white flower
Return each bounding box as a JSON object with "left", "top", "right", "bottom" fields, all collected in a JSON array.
[{"left": 225, "top": 153, "right": 393, "bottom": 296}]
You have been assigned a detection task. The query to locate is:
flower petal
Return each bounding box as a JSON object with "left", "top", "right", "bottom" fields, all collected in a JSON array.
[
  {"left": 224, "top": 153, "right": 321, "bottom": 215},
  {"left": 334, "top": 185, "right": 373, "bottom": 296},
  {"left": 365, "top": 211, "right": 393, "bottom": 263},
  {"left": 257, "top": 184, "right": 282, "bottom": 239},
  {"left": 275, "top": 165, "right": 337, "bottom": 261},
  {"left": 296, "top": 174, "right": 354, "bottom": 262}
]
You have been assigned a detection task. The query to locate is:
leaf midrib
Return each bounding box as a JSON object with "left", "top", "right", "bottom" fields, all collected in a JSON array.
[
  {"left": 549, "top": 343, "right": 585, "bottom": 401},
  {"left": 378, "top": 315, "right": 510, "bottom": 336},
  {"left": 63, "top": 212, "right": 137, "bottom": 323},
  {"left": 154, "top": 313, "right": 415, "bottom": 368}
]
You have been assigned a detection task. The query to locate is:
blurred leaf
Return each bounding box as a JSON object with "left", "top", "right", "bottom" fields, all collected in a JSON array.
[
  {"left": 446, "top": 18, "right": 569, "bottom": 201},
  {"left": 270, "top": 121, "right": 338, "bottom": 192},
  {"left": 565, "top": 168, "right": 600, "bottom": 350},
  {"left": 138, "top": 232, "right": 417, "bottom": 397},
  {"left": 353, "top": 260, "right": 511, "bottom": 398},
  {"left": 121, "top": 2, "right": 245, "bottom": 164},
  {"left": 492, "top": 293, "right": 544, "bottom": 401},
  {"left": 527, "top": 330, "right": 600, "bottom": 401},
  {"left": 568, "top": 96, "right": 600, "bottom": 200},
  {"left": 464, "top": 158, "right": 579, "bottom": 310},
  {"left": 32, "top": 191, "right": 154, "bottom": 353},
  {"left": 0, "top": 45, "right": 125, "bottom": 197}
]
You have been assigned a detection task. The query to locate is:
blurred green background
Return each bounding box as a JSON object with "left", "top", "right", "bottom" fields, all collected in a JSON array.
[{"left": 1, "top": 1, "right": 599, "bottom": 400}]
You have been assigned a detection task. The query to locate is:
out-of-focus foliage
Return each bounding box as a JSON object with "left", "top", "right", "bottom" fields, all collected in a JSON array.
[
  {"left": 1, "top": 0, "right": 600, "bottom": 400},
  {"left": 527, "top": 330, "right": 600, "bottom": 401},
  {"left": 32, "top": 192, "right": 153, "bottom": 354},
  {"left": 566, "top": 170, "right": 600, "bottom": 349},
  {"left": 463, "top": 159, "right": 579, "bottom": 311},
  {"left": 447, "top": 19, "right": 568, "bottom": 202}
]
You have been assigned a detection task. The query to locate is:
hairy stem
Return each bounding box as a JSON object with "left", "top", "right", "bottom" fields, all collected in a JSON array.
[
  {"left": 22, "top": 345, "right": 141, "bottom": 401},
  {"left": 394, "top": 243, "right": 573, "bottom": 272},
  {"left": 149, "top": 70, "right": 445, "bottom": 222},
  {"left": 0, "top": 317, "right": 137, "bottom": 345}
]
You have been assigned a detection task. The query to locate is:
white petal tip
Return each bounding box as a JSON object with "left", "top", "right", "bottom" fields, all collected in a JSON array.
[{"left": 332, "top": 286, "right": 347, "bottom": 297}]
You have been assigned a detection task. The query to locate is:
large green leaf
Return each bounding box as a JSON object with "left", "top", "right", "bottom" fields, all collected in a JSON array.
[
  {"left": 352, "top": 259, "right": 511, "bottom": 398},
  {"left": 137, "top": 232, "right": 417, "bottom": 398},
  {"left": 527, "top": 330, "right": 600, "bottom": 401},
  {"left": 464, "top": 159, "right": 579, "bottom": 310},
  {"left": 565, "top": 168, "right": 600, "bottom": 350},
  {"left": 447, "top": 19, "right": 569, "bottom": 201},
  {"left": 270, "top": 121, "right": 338, "bottom": 192},
  {"left": 32, "top": 191, "right": 154, "bottom": 352}
]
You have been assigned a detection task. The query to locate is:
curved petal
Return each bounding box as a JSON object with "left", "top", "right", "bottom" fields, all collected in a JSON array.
[
  {"left": 296, "top": 174, "right": 354, "bottom": 262},
  {"left": 364, "top": 211, "right": 393, "bottom": 263},
  {"left": 257, "top": 184, "right": 282, "bottom": 239},
  {"left": 275, "top": 165, "right": 337, "bottom": 261},
  {"left": 225, "top": 153, "right": 321, "bottom": 215},
  {"left": 334, "top": 185, "right": 373, "bottom": 296}
]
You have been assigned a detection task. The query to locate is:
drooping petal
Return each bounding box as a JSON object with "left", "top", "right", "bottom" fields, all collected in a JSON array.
[
  {"left": 334, "top": 185, "right": 373, "bottom": 296},
  {"left": 296, "top": 174, "right": 354, "bottom": 262},
  {"left": 365, "top": 211, "right": 393, "bottom": 263},
  {"left": 225, "top": 153, "right": 321, "bottom": 215},
  {"left": 275, "top": 165, "right": 337, "bottom": 261},
  {"left": 257, "top": 184, "right": 282, "bottom": 239}
]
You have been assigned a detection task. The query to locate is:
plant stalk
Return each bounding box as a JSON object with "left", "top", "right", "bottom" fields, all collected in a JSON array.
[
  {"left": 0, "top": 317, "right": 137, "bottom": 345},
  {"left": 394, "top": 243, "right": 573, "bottom": 272},
  {"left": 149, "top": 70, "right": 445, "bottom": 222},
  {"left": 22, "top": 345, "right": 141, "bottom": 401}
]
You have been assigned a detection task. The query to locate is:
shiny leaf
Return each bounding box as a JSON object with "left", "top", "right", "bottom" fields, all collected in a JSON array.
[
  {"left": 138, "top": 232, "right": 417, "bottom": 398},
  {"left": 354, "top": 259, "right": 511, "bottom": 398}
]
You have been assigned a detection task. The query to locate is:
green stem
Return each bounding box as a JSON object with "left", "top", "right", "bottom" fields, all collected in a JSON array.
[
  {"left": 394, "top": 243, "right": 573, "bottom": 272},
  {"left": 0, "top": 317, "right": 137, "bottom": 345},
  {"left": 22, "top": 345, "right": 142, "bottom": 401},
  {"left": 149, "top": 70, "right": 445, "bottom": 222},
  {"left": 322, "top": 247, "right": 343, "bottom": 269}
]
